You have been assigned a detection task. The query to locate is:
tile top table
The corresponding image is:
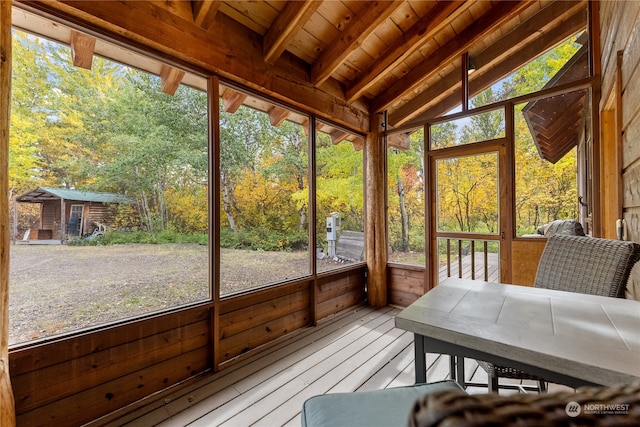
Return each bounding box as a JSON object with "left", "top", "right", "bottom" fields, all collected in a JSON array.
[{"left": 395, "top": 278, "right": 640, "bottom": 388}]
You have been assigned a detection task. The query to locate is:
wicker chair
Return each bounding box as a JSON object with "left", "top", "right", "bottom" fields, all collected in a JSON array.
[
  {"left": 409, "top": 381, "right": 640, "bottom": 427},
  {"left": 477, "top": 234, "right": 640, "bottom": 393}
]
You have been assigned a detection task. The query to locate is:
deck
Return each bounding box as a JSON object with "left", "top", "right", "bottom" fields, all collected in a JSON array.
[
  {"left": 109, "top": 304, "right": 568, "bottom": 427},
  {"left": 439, "top": 252, "right": 500, "bottom": 283}
]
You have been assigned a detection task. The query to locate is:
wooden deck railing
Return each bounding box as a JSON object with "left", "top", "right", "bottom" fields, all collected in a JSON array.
[{"left": 438, "top": 238, "right": 499, "bottom": 284}]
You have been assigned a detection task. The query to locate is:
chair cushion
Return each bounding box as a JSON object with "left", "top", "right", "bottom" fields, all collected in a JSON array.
[
  {"left": 534, "top": 235, "right": 640, "bottom": 297},
  {"left": 301, "top": 380, "right": 463, "bottom": 427}
]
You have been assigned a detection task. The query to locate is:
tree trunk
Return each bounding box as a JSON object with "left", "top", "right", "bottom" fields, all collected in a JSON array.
[
  {"left": 397, "top": 177, "right": 409, "bottom": 251},
  {"left": 0, "top": 0, "right": 17, "bottom": 423},
  {"left": 220, "top": 171, "right": 237, "bottom": 231}
]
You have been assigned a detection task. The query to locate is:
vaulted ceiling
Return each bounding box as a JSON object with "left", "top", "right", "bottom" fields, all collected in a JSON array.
[{"left": 16, "top": 0, "right": 588, "bottom": 137}]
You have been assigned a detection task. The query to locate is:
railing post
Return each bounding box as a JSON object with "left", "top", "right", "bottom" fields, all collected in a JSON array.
[
  {"left": 446, "top": 239, "right": 451, "bottom": 277},
  {"left": 457, "top": 239, "right": 462, "bottom": 278},
  {"left": 471, "top": 240, "right": 476, "bottom": 280},
  {"left": 484, "top": 241, "right": 489, "bottom": 282}
]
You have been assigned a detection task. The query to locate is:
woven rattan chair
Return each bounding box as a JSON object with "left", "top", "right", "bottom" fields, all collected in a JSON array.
[
  {"left": 409, "top": 381, "right": 640, "bottom": 427},
  {"left": 477, "top": 234, "right": 640, "bottom": 393}
]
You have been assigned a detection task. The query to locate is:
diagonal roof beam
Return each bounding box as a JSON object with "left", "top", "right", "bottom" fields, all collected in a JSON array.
[
  {"left": 191, "top": 0, "right": 222, "bottom": 30},
  {"left": 346, "top": 0, "right": 469, "bottom": 103},
  {"left": 391, "top": 2, "right": 587, "bottom": 127},
  {"left": 311, "top": 1, "right": 403, "bottom": 86},
  {"left": 264, "top": 0, "right": 322, "bottom": 65},
  {"left": 372, "top": 0, "right": 534, "bottom": 114}
]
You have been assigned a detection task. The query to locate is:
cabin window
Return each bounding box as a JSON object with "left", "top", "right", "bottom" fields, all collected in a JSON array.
[
  {"left": 315, "top": 119, "right": 365, "bottom": 272},
  {"left": 513, "top": 90, "right": 586, "bottom": 237},
  {"left": 387, "top": 127, "right": 425, "bottom": 266},
  {"left": 470, "top": 34, "right": 586, "bottom": 108},
  {"left": 429, "top": 109, "right": 505, "bottom": 150},
  {"left": 218, "top": 85, "right": 311, "bottom": 295},
  {"left": 9, "top": 21, "right": 210, "bottom": 346}
]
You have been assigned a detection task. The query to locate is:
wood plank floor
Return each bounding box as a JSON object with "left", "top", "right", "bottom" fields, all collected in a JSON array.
[{"left": 110, "top": 304, "right": 568, "bottom": 427}]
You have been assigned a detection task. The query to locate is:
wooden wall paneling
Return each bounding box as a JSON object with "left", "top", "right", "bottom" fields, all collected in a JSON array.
[
  {"left": 387, "top": 265, "right": 424, "bottom": 306},
  {"left": 218, "top": 308, "right": 310, "bottom": 363},
  {"left": 217, "top": 281, "right": 312, "bottom": 362},
  {"left": 622, "top": 62, "right": 640, "bottom": 131},
  {"left": 10, "top": 305, "right": 210, "bottom": 375},
  {"left": 598, "top": 1, "right": 624, "bottom": 101},
  {"left": 625, "top": 207, "right": 640, "bottom": 299},
  {"left": 316, "top": 293, "right": 363, "bottom": 321},
  {"left": 10, "top": 306, "right": 211, "bottom": 425},
  {"left": 17, "top": 346, "right": 210, "bottom": 427},
  {"left": 510, "top": 239, "right": 547, "bottom": 287},
  {"left": 218, "top": 290, "right": 310, "bottom": 340},
  {"left": 315, "top": 269, "right": 365, "bottom": 320},
  {"left": 622, "top": 164, "right": 640, "bottom": 212},
  {"left": 218, "top": 281, "right": 309, "bottom": 314},
  {"left": 315, "top": 270, "right": 363, "bottom": 303},
  {"left": 12, "top": 319, "right": 209, "bottom": 414},
  {"left": 622, "top": 109, "right": 640, "bottom": 170},
  {"left": 620, "top": 4, "right": 640, "bottom": 96}
]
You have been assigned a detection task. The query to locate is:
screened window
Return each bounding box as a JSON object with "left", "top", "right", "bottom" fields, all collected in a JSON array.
[
  {"left": 9, "top": 27, "right": 209, "bottom": 345},
  {"left": 387, "top": 128, "right": 425, "bottom": 266},
  {"left": 219, "top": 86, "right": 310, "bottom": 295},
  {"left": 315, "top": 120, "right": 365, "bottom": 272}
]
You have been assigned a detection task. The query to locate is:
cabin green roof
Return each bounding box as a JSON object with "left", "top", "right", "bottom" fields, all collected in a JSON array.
[{"left": 16, "top": 187, "right": 131, "bottom": 204}]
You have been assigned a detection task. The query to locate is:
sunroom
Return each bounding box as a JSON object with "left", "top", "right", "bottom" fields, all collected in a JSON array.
[{"left": 1, "top": 1, "right": 639, "bottom": 426}]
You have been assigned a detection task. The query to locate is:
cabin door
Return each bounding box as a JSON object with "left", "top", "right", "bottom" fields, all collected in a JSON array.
[
  {"left": 69, "top": 204, "right": 84, "bottom": 237},
  {"left": 429, "top": 141, "right": 507, "bottom": 287}
]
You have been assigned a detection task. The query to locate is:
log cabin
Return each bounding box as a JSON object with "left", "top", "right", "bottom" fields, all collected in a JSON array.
[
  {"left": 15, "top": 187, "right": 131, "bottom": 242},
  {"left": 1, "top": 0, "right": 639, "bottom": 425}
]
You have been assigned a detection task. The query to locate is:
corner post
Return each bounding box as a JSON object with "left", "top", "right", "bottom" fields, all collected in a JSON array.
[
  {"left": 0, "top": 0, "right": 17, "bottom": 424},
  {"left": 365, "top": 112, "right": 387, "bottom": 307}
]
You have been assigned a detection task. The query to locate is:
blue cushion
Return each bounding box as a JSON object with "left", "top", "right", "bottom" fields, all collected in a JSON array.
[{"left": 300, "top": 380, "right": 463, "bottom": 427}]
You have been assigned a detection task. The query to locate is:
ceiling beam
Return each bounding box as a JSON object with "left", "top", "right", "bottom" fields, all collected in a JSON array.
[
  {"left": 264, "top": 0, "right": 321, "bottom": 65},
  {"left": 387, "top": 133, "right": 410, "bottom": 150},
  {"left": 311, "top": 1, "right": 403, "bottom": 86},
  {"left": 389, "top": 1, "right": 586, "bottom": 126},
  {"left": 70, "top": 30, "right": 96, "bottom": 70},
  {"left": 28, "top": 0, "right": 369, "bottom": 133},
  {"left": 159, "top": 64, "right": 185, "bottom": 95},
  {"left": 191, "top": 0, "right": 222, "bottom": 30},
  {"left": 268, "top": 106, "right": 290, "bottom": 127},
  {"left": 221, "top": 88, "right": 247, "bottom": 113},
  {"left": 372, "top": 0, "right": 534, "bottom": 114},
  {"left": 345, "top": 0, "right": 469, "bottom": 103}
]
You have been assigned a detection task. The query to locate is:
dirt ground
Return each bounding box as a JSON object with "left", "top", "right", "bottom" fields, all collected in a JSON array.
[{"left": 8, "top": 243, "right": 344, "bottom": 346}]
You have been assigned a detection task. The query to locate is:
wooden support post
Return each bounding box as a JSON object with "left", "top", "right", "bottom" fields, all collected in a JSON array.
[
  {"left": 365, "top": 112, "right": 387, "bottom": 307},
  {"left": 0, "top": 0, "right": 16, "bottom": 424}
]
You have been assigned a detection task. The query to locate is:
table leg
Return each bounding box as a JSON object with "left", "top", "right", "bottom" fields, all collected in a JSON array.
[
  {"left": 414, "top": 334, "right": 426, "bottom": 383},
  {"left": 456, "top": 356, "right": 465, "bottom": 388}
]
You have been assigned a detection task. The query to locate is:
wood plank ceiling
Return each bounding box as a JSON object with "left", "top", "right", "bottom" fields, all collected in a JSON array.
[{"left": 16, "top": 0, "right": 588, "bottom": 148}]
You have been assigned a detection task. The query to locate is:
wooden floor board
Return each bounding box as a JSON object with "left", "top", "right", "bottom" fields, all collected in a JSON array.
[{"left": 117, "top": 305, "right": 570, "bottom": 427}]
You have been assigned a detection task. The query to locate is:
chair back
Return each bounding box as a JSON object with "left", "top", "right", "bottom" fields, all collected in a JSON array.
[{"left": 534, "top": 234, "right": 640, "bottom": 297}]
